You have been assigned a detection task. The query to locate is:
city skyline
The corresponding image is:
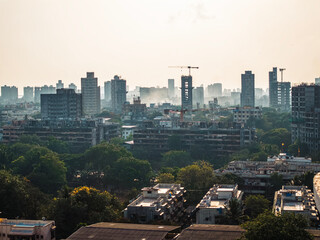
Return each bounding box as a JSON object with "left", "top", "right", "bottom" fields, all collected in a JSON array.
[{"left": 1, "top": 0, "right": 320, "bottom": 94}]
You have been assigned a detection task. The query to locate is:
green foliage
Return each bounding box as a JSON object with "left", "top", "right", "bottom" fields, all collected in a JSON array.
[
  {"left": 19, "top": 134, "right": 42, "bottom": 145},
  {"left": 260, "top": 128, "right": 291, "bottom": 150},
  {"left": 96, "top": 111, "right": 121, "bottom": 122},
  {"left": 244, "top": 195, "right": 270, "bottom": 219},
  {"left": 177, "top": 161, "right": 214, "bottom": 190},
  {"left": 105, "top": 156, "right": 153, "bottom": 189},
  {"left": 46, "top": 136, "right": 70, "bottom": 154},
  {"left": 224, "top": 198, "right": 245, "bottom": 225},
  {"left": 291, "top": 171, "right": 315, "bottom": 190},
  {"left": 162, "top": 150, "right": 193, "bottom": 168},
  {"left": 241, "top": 211, "right": 313, "bottom": 240},
  {"left": 11, "top": 146, "right": 67, "bottom": 194},
  {"left": 0, "top": 144, "right": 12, "bottom": 169},
  {"left": 288, "top": 139, "right": 309, "bottom": 156},
  {"left": 110, "top": 137, "right": 125, "bottom": 145},
  {"left": 156, "top": 173, "right": 175, "bottom": 183},
  {"left": 49, "top": 186, "right": 123, "bottom": 239},
  {"left": 0, "top": 170, "right": 49, "bottom": 219}
]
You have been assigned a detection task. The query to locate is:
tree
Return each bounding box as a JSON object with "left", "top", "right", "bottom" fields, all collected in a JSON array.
[
  {"left": 156, "top": 173, "right": 175, "bottom": 183},
  {"left": 46, "top": 136, "right": 69, "bottom": 154},
  {"left": 241, "top": 211, "right": 313, "bottom": 240},
  {"left": 168, "top": 135, "right": 182, "bottom": 151},
  {"left": 49, "top": 186, "right": 123, "bottom": 239},
  {"left": 19, "top": 134, "right": 42, "bottom": 145},
  {"left": 244, "top": 195, "right": 270, "bottom": 219},
  {"left": 11, "top": 146, "right": 67, "bottom": 194},
  {"left": 177, "top": 161, "right": 214, "bottom": 190},
  {"left": 162, "top": 150, "right": 193, "bottom": 168},
  {"left": 291, "top": 171, "right": 315, "bottom": 190},
  {"left": 0, "top": 144, "right": 11, "bottom": 169},
  {"left": 0, "top": 170, "right": 49, "bottom": 219},
  {"left": 260, "top": 128, "right": 291, "bottom": 150},
  {"left": 224, "top": 198, "right": 245, "bottom": 225}
]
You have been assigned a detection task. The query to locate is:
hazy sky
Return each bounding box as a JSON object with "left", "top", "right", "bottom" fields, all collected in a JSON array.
[{"left": 1, "top": 0, "right": 320, "bottom": 95}]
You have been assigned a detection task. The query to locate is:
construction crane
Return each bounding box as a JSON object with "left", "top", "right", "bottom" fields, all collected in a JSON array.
[
  {"left": 279, "top": 68, "right": 286, "bottom": 82},
  {"left": 168, "top": 66, "right": 199, "bottom": 76}
]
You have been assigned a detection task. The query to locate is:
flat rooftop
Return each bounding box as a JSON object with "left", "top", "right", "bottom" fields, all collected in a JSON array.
[{"left": 283, "top": 202, "right": 304, "bottom": 211}]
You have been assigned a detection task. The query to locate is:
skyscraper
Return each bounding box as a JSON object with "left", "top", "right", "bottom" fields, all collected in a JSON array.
[
  {"left": 292, "top": 84, "right": 320, "bottom": 153},
  {"left": 81, "top": 72, "right": 101, "bottom": 116},
  {"left": 69, "top": 83, "right": 77, "bottom": 91},
  {"left": 111, "top": 75, "right": 127, "bottom": 113},
  {"left": 269, "top": 67, "right": 278, "bottom": 108},
  {"left": 1, "top": 85, "right": 18, "bottom": 103},
  {"left": 207, "top": 83, "right": 222, "bottom": 98},
  {"left": 168, "top": 79, "right": 175, "bottom": 99},
  {"left": 181, "top": 75, "right": 193, "bottom": 111},
  {"left": 193, "top": 86, "right": 204, "bottom": 108},
  {"left": 23, "top": 86, "right": 33, "bottom": 102},
  {"left": 104, "top": 81, "right": 111, "bottom": 101},
  {"left": 240, "top": 71, "right": 255, "bottom": 107},
  {"left": 316, "top": 78, "right": 320, "bottom": 86}
]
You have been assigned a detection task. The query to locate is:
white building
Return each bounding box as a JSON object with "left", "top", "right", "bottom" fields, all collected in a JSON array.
[
  {"left": 196, "top": 184, "right": 243, "bottom": 224},
  {"left": 124, "top": 183, "right": 186, "bottom": 223},
  {"left": 0, "top": 219, "right": 56, "bottom": 240},
  {"left": 273, "top": 185, "right": 318, "bottom": 225}
]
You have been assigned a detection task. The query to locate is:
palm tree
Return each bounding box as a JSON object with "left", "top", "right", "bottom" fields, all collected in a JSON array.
[{"left": 225, "top": 198, "right": 245, "bottom": 224}]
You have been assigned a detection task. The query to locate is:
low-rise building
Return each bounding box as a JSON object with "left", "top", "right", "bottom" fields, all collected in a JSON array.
[
  {"left": 196, "top": 184, "right": 243, "bottom": 224},
  {"left": 124, "top": 183, "right": 186, "bottom": 224},
  {"left": 0, "top": 219, "right": 56, "bottom": 240},
  {"left": 273, "top": 185, "right": 318, "bottom": 225},
  {"left": 121, "top": 125, "right": 137, "bottom": 140},
  {"left": 233, "top": 107, "right": 262, "bottom": 124}
]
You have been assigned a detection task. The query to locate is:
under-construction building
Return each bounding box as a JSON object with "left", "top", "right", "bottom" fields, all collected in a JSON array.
[
  {"left": 269, "top": 67, "right": 291, "bottom": 111},
  {"left": 181, "top": 75, "right": 193, "bottom": 111}
]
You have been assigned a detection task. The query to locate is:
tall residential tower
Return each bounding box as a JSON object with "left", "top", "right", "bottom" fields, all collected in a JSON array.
[
  {"left": 240, "top": 71, "right": 255, "bottom": 107},
  {"left": 81, "top": 72, "right": 101, "bottom": 116}
]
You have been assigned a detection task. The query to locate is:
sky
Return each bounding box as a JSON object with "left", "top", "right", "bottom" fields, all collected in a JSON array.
[{"left": 1, "top": 0, "right": 320, "bottom": 95}]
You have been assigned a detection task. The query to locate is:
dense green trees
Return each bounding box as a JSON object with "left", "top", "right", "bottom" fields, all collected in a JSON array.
[
  {"left": 162, "top": 150, "right": 193, "bottom": 168},
  {"left": 49, "top": 186, "right": 123, "bottom": 239},
  {"left": 241, "top": 211, "right": 313, "bottom": 240},
  {"left": 244, "top": 195, "right": 270, "bottom": 219}
]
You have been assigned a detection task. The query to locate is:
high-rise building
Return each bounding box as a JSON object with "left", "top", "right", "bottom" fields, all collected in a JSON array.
[
  {"left": 291, "top": 84, "right": 320, "bottom": 153},
  {"left": 181, "top": 75, "right": 193, "bottom": 111},
  {"left": 104, "top": 81, "right": 111, "bottom": 101},
  {"left": 41, "top": 88, "right": 82, "bottom": 120},
  {"left": 315, "top": 77, "right": 320, "bottom": 86},
  {"left": 269, "top": 67, "right": 278, "bottom": 108},
  {"left": 240, "top": 71, "right": 255, "bottom": 107},
  {"left": 168, "top": 79, "right": 175, "bottom": 99},
  {"left": 193, "top": 86, "right": 204, "bottom": 108},
  {"left": 81, "top": 72, "right": 101, "bottom": 116},
  {"left": 1, "top": 85, "right": 18, "bottom": 103},
  {"left": 56, "top": 80, "right": 64, "bottom": 89},
  {"left": 23, "top": 86, "right": 34, "bottom": 102},
  {"left": 69, "top": 83, "right": 77, "bottom": 91},
  {"left": 207, "top": 83, "right": 222, "bottom": 98},
  {"left": 34, "top": 87, "right": 41, "bottom": 103},
  {"left": 111, "top": 75, "right": 127, "bottom": 113}
]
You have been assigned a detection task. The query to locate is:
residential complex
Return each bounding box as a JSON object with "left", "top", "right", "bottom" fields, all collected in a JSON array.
[
  {"left": 124, "top": 183, "right": 186, "bottom": 223},
  {"left": 240, "top": 71, "right": 255, "bottom": 107},
  {"left": 233, "top": 107, "right": 262, "bottom": 124},
  {"left": 291, "top": 84, "right": 320, "bottom": 153},
  {"left": 23, "top": 86, "right": 34, "bottom": 102},
  {"left": 1, "top": 86, "right": 18, "bottom": 103},
  {"left": 81, "top": 72, "right": 101, "bottom": 116},
  {"left": 0, "top": 219, "right": 56, "bottom": 240},
  {"left": 111, "top": 75, "right": 127, "bottom": 113},
  {"left": 273, "top": 185, "right": 318, "bottom": 225},
  {"left": 196, "top": 184, "right": 243, "bottom": 224},
  {"left": 41, "top": 89, "right": 82, "bottom": 120}
]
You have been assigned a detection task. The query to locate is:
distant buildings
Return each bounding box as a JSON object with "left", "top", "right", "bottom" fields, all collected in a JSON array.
[
  {"left": 1, "top": 85, "right": 18, "bottom": 103},
  {"left": 104, "top": 80, "right": 111, "bottom": 102},
  {"left": 124, "top": 183, "right": 186, "bottom": 223},
  {"left": 168, "top": 79, "right": 175, "bottom": 99},
  {"left": 181, "top": 75, "right": 193, "bottom": 111},
  {"left": 196, "top": 184, "right": 243, "bottom": 224},
  {"left": 193, "top": 86, "right": 204, "bottom": 108},
  {"left": 111, "top": 75, "right": 127, "bottom": 113},
  {"left": 68, "top": 83, "right": 77, "bottom": 91},
  {"left": 207, "top": 83, "right": 222, "bottom": 98},
  {"left": 0, "top": 219, "right": 56, "bottom": 240},
  {"left": 81, "top": 72, "right": 101, "bottom": 116},
  {"left": 23, "top": 86, "right": 34, "bottom": 102},
  {"left": 41, "top": 88, "right": 82, "bottom": 120},
  {"left": 316, "top": 78, "right": 320, "bottom": 86},
  {"left": 34, "top": 85, "right": 56, "bottom": 103},
  {"left": 291, "top": 84, "right": 320, "bottom": 153},
  {"left": 56, "top": 80, "right": 64, "bottom": 89},
  {"left": 139, "top": 87, "right": 168, "bottom": 104},
  {"left": 240, "top": 71, "right": 255, "bottom": 107},
  {"left": 269, "top": 67, "right": 291, "bottom": 111},
  {"left": 273, "top": 185, "right": 318, "bottom": 225},
  {"left": 233, "top": 107, "right": 262, "bottom": 124},
  {"left": 122, "top": 97, "right": 147, "bottom": 122}
]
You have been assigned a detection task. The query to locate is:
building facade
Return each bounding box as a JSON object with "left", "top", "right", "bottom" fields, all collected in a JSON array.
[
  {"left": 240, "top": 71, "right": 255, "bottom": 107},
  {"left": 41, "top": 88, "right": 82, "bottom": 120},
  {"left": 1, "top": 85, "right": 18, "bottom": 103},
  {"left": 196, "top": 184, "right": 243, "bottom": 224},
  {"left": 168, "top": 79, "right": 175, "bottom": 99},
  {"left": 291, "top": 84, "right": 320, "bottom": 153},
  {"left": 23, "top": 86, "right": 34, "bottom": 102},
  {"left": 181, "top": 75, "right": 193, "bottom": 111},
  {"left": 104, "top": 81, "right": 111, "bottom": 102},
  {"left": 233, "top": 107, "right": 262, "bottom": 124},
  {"left": 111, "top": 75, "right": 127, "bottom": 113},
  {"left": 81, "top": 72, "right": 101, "bottom": 116}
]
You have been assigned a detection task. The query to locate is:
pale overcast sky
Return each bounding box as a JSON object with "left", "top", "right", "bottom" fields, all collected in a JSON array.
[{"left": 1, "top": 0, "right": 320, "bottom": 94}]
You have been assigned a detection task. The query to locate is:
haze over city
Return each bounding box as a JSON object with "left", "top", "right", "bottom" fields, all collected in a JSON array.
[{"left": 1, "top": 0, "right": 320, "bottom": 94}]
